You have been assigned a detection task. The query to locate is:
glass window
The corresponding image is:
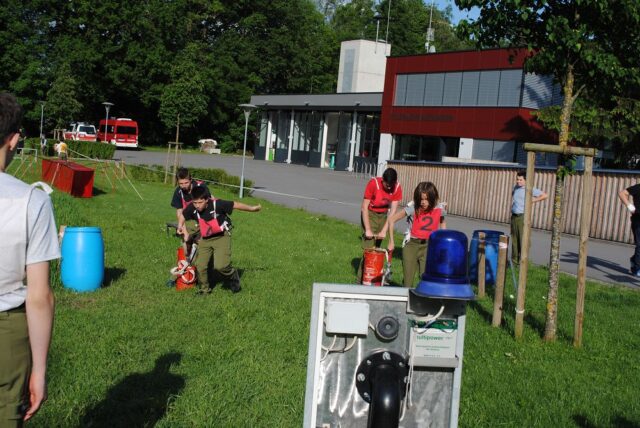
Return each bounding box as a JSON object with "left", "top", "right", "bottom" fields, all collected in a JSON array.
[
  {"left": 460, "top": 71, "right": 480, "bottom": 106},
  {"left": 477, "top": 70, "right": 500, "bottom": 106},
  {"left": 442, "top": 72, "right": 462, "bottom": 106},
  {"left": 275, "top": 111, "right": 290, "bottom": 150},
  {"left": 336, "top": 112, "right": 352, "bottom": 155},
  {"left": 498, "top": 69, "right": 523, "bottom": 107},
  {"left": 78, "top": 126, "right": 96, "bottom": 134},
  {"left": 115, "top": 126, "right": 137, "bottom": 135},
  {"left": 258, "top": 113, "right": 268, "bottom": 148},
  {"left": 424, "top": 73, "right": 445, "bottom": 106},
  {"left": 405, "top": 74, "right": 426, "bottom": 106},
  {"left": 522, "top": 73, "right": 554, "bottom": 109},
  {"left": 309, "top": 112, "right": 323, "bottom": 153},
  {"left": 395, "top": 75, "right": 408, "bottom": 106}
]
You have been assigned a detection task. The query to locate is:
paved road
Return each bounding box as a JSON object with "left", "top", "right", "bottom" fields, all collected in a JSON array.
[{"left": 117, "top": 150, "right": 639, "bottom": 288}]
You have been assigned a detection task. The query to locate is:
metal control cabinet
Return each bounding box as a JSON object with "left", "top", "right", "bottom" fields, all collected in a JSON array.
[{"left": 303, "top": 283, "right": 468, "bottom": 428}]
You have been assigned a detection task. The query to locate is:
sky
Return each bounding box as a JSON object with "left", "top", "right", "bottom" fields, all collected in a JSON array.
[{"left": 432, "top": 0, "right": 480, "bottom": 24}]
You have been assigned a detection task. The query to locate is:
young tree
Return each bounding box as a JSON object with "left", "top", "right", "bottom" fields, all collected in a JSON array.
[
  {"left": 45, "top": 63, "right": 83, "bottom": 129},
  {"left": 159, "top": 44, "right": 209, "bottom": 141},
  {"left": 456, "top": 0, "right": 640, "bottom": 340}
]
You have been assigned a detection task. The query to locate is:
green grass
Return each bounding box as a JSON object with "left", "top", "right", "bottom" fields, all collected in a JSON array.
[{"left": 8, "top": 159, "right": 640, "bottom": 427}]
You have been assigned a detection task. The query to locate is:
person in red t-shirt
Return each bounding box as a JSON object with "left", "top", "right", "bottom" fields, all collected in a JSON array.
[
  {"left": 389, "top": 182, "right": 446, "bottom": 287},
  {"left": 356, "top": 167, "right": 402, "bottom": 282}
]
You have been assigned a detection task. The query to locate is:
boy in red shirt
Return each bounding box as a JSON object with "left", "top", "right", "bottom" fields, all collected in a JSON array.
[{"left": 357, "top": 167, "right": 402, "bottom": 282}]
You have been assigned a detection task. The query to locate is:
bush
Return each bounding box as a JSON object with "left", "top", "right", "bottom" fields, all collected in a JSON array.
[
  {"left": 23, "top": 137, "right": 116, "bottom": 159},
  {"left": 125, "top": 164, "right": 252, "bottom": 196},
  {"left": 65, "top": 140, "right": 116, "bottom": 159}
]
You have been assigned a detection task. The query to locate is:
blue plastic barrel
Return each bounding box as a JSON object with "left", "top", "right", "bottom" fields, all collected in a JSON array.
[
  {"left": 61, "top": 227, "right": 104, "bottom": 292},
  {"left": 468, "top": 230, "right": 503, "bottom": 285}
]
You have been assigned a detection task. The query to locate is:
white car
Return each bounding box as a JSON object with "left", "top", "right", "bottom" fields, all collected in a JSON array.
[{"left": 63, "top": 122, "right": 97, "bottom": 142}]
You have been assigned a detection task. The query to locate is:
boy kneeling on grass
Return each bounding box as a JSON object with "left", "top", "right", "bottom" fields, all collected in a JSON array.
[{"left": 177, "top": 186, "right": 261, "bottom": 295}]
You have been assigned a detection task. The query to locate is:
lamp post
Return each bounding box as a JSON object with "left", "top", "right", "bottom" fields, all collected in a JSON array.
[
  {"left": 102, "top": 102, "right": 114, "bottom": 143},
  {"left": 39, "top": 101, "right": 45, "bottom": 139},
  {"left": 238, "top": 103, "right": 256, "bottom": 198}
]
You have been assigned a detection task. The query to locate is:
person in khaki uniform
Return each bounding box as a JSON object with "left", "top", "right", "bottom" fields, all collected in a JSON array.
[
  {"left": 389, "top": 182, "right": 446, "bottom": 287},
  {"left": 0, "top": 93, "right": 60, "bottom": 426},
  {"left": 177, "top": 186, "right": 260, "bottom": 295},
  {"left": 357, "top": 167, "right": 403, "bottom": 282}
]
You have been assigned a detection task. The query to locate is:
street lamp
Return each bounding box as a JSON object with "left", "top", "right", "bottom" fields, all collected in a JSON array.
[
  {"left": 39, "top": 101, "right": 45, "bottom": 139},
  {"left": 238, "top": 103, "right": 256, "bottom": 198},
  {"left": 102, "top": 102, "right": 114, "bottom": 143}
]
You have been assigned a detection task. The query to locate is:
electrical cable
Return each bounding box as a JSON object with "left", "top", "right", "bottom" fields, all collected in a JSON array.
[{"left": 403, "top": 304, "right": 446, "bottom": 414}]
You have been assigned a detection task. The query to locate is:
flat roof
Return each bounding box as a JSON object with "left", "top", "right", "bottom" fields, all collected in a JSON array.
[{"left": 250, "top": 92, "right": 382, "bottom": 110}]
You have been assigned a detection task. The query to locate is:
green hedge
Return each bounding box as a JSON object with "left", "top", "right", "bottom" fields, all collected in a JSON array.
[
  {"left": 126, "top": 164, "right": 252, "bottom": 196},
  {"left": 23, "top": 138, "right": 116, "bottom": 160}
]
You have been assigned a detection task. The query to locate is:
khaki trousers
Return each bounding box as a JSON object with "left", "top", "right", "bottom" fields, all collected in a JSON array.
[{"left": 0, "top": 305, "right": 30, "bottom": 427}]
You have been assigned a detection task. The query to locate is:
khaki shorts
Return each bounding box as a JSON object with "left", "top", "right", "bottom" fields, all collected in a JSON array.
[{"left": 0, "top": 305, "right": 31, "bottom": 427}]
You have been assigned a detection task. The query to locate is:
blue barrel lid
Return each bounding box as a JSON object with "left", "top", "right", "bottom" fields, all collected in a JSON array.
[
  {"left": 64, "top": 226, "right": 102, "bottom": 233},
  {"left": 472, "top": 229, "right": 504, "bottom": 238}
]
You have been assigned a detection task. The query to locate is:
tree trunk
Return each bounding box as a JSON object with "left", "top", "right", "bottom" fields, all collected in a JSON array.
[{"left": 544, "top": 65, "right": 575, "bottom": 341}]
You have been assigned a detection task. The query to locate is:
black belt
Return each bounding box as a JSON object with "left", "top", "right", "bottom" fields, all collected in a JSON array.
[
  {"left": 512, "top": 213, "right": 524, "bottom": 217},
  {"left": 410, "top": 238, "right": 428, "bottom": 244},
  {"left": 1, "top": 304, "right": 25, "bottom": 314}
]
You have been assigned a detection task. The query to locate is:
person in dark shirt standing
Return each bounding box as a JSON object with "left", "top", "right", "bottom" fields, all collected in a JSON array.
[
  {"left": 170, "top": 167, "right": 211, "bottom": 224},
  {"left": 618, "top": 183, "right": 640, "bottom": 276},
  {"left": 177, "top": 186, "right": 261, "bottom": 294}
]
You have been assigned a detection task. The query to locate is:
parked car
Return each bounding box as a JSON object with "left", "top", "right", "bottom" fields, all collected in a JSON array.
[{"left": 62, "top": 122, "right": 97, "bottom": 142}]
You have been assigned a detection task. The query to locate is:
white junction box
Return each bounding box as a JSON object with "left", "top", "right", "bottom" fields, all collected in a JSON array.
[
  {"left": 325, "top": 301, "right": 370, "bottom": 335},
  {"left": 411, "top": 320, "right": 459, "bottom": 368}
]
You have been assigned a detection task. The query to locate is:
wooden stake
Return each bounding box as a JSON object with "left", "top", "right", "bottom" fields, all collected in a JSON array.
[
  {"left": 478, "top": 232, "right": 486, "bottom": 298},
  {"left": 574, "top": 156, "right": 594, "bottom": 347},
  {"left": 164, "top": 143, "right": 171, "bottom": 184},
  {"left": 492, "top": 234, "right": 509, "bottom": 327},
  {"left": 515, "top": 151, "right": 536, "bottom": 338}
]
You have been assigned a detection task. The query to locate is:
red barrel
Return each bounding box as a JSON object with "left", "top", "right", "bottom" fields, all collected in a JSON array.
[{"left": 362, "top": 249, "right": 386, "bottom": 286}]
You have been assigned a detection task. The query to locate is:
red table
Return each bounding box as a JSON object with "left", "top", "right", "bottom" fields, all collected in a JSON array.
[{"left": 42, "top": 159, "right": 95, "bottom": 198}]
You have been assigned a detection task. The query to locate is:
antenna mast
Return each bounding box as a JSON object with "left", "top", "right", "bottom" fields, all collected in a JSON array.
[{"left": 425, "top": 1, "right": 436, "bottom": 53}]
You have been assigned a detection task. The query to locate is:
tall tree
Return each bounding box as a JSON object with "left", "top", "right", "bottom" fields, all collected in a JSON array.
[
  {"left": 45, "top": 63, "right": 83, "bottom": 129},
  {"left": 456, "top": 0, "right": 640, "bottom": 340},
  {"left": 159, "top": 43, "right": 210, "bottom": 142}
]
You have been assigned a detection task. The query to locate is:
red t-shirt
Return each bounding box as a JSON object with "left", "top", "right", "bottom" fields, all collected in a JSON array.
[
  {"left": 364, "top": 177, "right": 402, "bottom": 213},
  {"left": 410, "top": 207, "right": 443, "bottom": 240}
]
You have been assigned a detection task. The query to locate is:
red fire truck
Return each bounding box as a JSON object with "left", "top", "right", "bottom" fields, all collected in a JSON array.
[{"left": 97, "top": 118, "right": 139, "bottom": 148}]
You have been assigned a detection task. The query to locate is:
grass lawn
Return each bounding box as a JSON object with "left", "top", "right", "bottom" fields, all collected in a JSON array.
[{"left": 8, "top": 159, "right": 640, "bottom": 427}]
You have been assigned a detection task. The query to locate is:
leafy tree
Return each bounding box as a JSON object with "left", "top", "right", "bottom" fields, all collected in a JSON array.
[
  {"left": 536, "top": 97, "right": 640, "bottom": 169},
  {"left": 374, "top": 0, "right": 471, "bottom": 55},
  {"left": 159, "top": 43, "right": 210, "bottom": 142},
  {"left": 45, "top": 63, "right": 83, "bottom": 129},
  {"left": 457, "top": 0, "right": 640, "bottom": 340}
]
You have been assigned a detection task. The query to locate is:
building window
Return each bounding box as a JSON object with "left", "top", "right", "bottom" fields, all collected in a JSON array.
[
  {"left": 395, "top": 75, "right": 408, "bottom": 106},
  {"left": 392, "top": 69, "right": 560, "bottom": 109},
  {"left": 424, "top": 73, "right": 445, "bottom": 106},
  {"left": 459, "top": 71, "right": 480, "bottom": 106},
  {"left": 405, "top": 74, "right": 426, "bottom": 106},
  {"left": 498, "top": 69, "right": 523, "bottom": 106},
  {"left": 258, "top": 113, "right": 268, "bottom": 148},
  {"left": 442, "top": 72, "right": 463, "bottom": 106}
]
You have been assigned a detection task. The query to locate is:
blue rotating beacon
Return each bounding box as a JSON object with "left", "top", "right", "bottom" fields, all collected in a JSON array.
[{"left": 413, "top": 230, "right": 475, "bottom": 300}]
